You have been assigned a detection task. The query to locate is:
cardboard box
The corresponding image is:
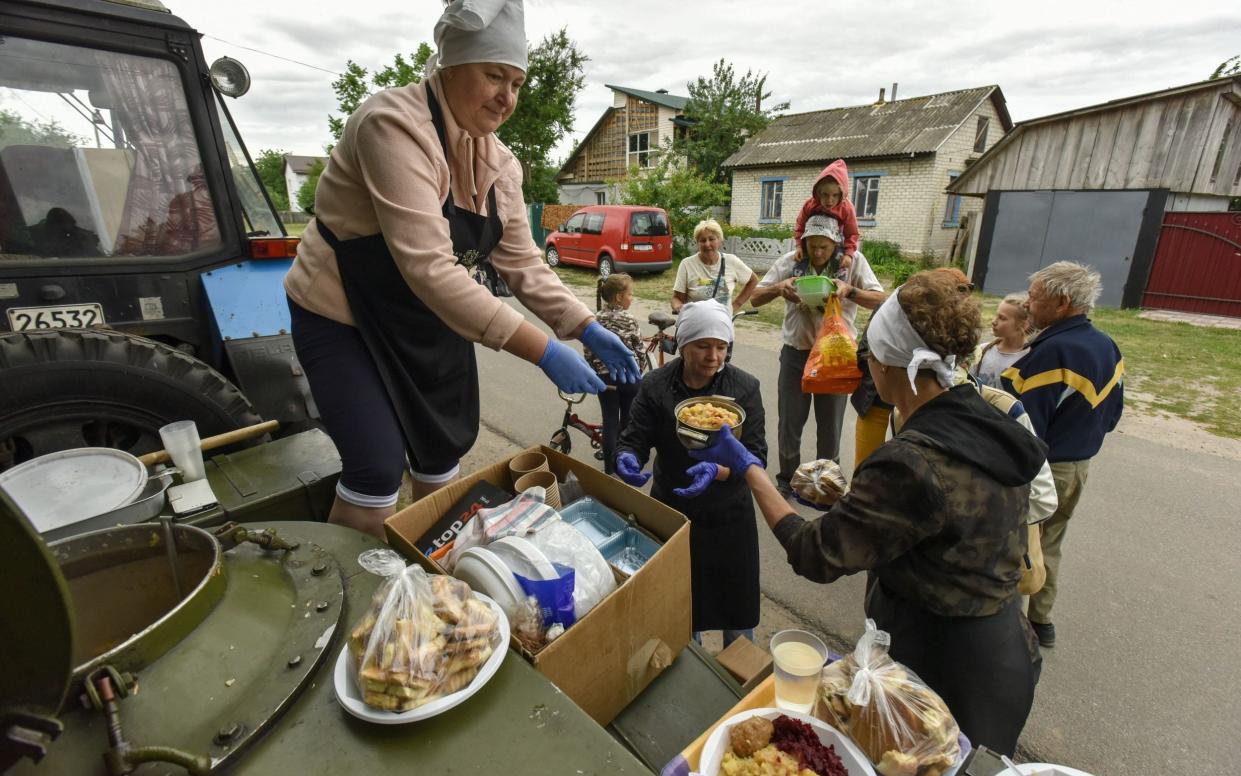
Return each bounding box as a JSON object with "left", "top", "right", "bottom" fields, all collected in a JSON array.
[
  {"left": 386, "top": 445, "right": 692, "bottom": 725},
  {"left": 714, "top": 636, "right": 773, "bottom": 692}
]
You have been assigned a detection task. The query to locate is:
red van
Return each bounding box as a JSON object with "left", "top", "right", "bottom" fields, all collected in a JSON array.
[{"left": 544, "top": 205, "right": 672, "bottom": 278}]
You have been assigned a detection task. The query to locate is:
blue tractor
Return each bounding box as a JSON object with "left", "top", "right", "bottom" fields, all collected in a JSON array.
[{"left": 0, "top": 0, "right": 317, "bottom": 470}]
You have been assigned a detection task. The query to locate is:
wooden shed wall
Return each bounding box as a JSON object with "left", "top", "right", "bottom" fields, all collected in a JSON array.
[{"left": 955, "top": 81, "right": 1241, "bottom": 196}]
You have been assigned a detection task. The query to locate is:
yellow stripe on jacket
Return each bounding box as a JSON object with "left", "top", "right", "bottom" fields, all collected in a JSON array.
[{"left": 1001, "top": 360, "right": 1126, "bottom": 409}]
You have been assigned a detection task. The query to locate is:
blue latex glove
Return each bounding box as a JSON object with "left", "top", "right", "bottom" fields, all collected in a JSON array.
[
  {"left": 538, "top": 339, "right": 606, "bottom": 394},
  {"left": 689, "top": 424, "right": 762, "bottom": 474},
  {"left": 615, "top": 452, "right": 651, "bottom": 487},
  {"left": 673, "top": 462, "right": 718, "bottom": 498},
  {"left": 580, "top": 321, "right": 641, "bottom": 384}
]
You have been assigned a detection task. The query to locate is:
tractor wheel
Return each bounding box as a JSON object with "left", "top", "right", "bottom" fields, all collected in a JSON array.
[{"left": 0, "top": 329, "right": 263, "bottom": 471}]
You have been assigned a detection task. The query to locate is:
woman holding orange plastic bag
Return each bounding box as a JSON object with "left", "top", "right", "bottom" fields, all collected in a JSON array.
[{"left": 751, "top": 215, "right": 885, "bottom": 497}]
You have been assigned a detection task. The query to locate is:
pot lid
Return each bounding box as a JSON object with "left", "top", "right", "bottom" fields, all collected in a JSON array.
[
  {"left": 0, "top": 489, "right": 75, "bottom": 721},
  {"left": 0, "top": 448, "right": 147, "bottom": 533}
]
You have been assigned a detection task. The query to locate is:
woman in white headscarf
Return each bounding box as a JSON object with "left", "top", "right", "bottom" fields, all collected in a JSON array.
[
  {"left": 615, "top": 301, "right": 767, "bottom": 646},
  {"left": 284, "top": 1, "right": 639, "bottom": 539},
  {"left": 686, "top": 271, "right": 1047, "bottom": 756}
]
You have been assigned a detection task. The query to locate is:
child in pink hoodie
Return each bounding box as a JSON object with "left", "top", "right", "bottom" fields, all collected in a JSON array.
[{"left": 793, "top": 159, "right": 860, "bottom": 278}]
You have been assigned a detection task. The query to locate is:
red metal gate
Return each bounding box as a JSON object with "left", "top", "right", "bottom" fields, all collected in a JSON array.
[{"left": 1142, "top": 212, "right": 1241, "bottom": 317}]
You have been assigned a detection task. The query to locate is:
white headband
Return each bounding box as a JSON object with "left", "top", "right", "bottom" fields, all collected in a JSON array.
[
  {"left": 676, "top": 300, "right": 734, "bottom": 348},
  {"left": 867, "top": 290, "right": 956, "bottom": 394},
  {"left": 429, "top": 0, "right": 528, "bottom": 75}
]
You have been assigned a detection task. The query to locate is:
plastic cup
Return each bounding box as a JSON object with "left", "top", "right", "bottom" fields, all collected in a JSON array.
[
  {"left": 159, "top": 420, "right": 206, "bottom": 482},
  {"left": 770, "top": 629, "right": 828, "bottom": 713},
  {"left": 508, "top": 451, "right": 549, "bottom": 484},
  {"left": 514, "top": 470, "right": 561, "bottom": 510}
]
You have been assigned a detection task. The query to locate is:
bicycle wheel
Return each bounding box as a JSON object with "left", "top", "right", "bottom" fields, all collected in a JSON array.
[{"left": 550, "top": 427, "right": 572, "bottom": 454}]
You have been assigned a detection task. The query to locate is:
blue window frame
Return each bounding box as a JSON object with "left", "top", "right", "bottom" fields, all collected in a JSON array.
[
  {"left": 943, "top": 172, "right": 961, "bottom": 227},
  {"left": 852, "top": 175, "right": 881, "bottom": 221},
  {"left": 759, "top": 177, "right": 785, "bottom": 222}
]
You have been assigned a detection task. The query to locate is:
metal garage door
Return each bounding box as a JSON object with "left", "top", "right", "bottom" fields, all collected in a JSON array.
[{"left": 973, "top": 189, "right": 1166, "bottom": 308}]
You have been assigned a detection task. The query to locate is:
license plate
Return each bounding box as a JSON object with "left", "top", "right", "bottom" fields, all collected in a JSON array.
[
  {"left": 632, "top": 244, "right": 654, "bottom": 252},
  {"left": 7, "top": 303, "right": 106, "bottom": 331}
]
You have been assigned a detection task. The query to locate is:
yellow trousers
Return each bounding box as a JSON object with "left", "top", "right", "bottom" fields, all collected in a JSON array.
[{"left": 854, "top": 404, "right": 892, "bottom": 470}]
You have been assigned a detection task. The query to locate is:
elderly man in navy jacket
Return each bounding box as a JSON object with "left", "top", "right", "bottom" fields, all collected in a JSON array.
[{"left": 1002, "top": 261, "right": 1124, "bottom": 648}]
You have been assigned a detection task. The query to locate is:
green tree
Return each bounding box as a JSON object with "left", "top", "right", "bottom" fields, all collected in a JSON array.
[
  {"left": 616, "top": 151, "right": 730, "bottom": 253},
  {"left": 676, "top": 60, "right": 788, "bottom": 185},
  {"left": 1211, "top": 55, "right": 1240, "bottom": 79},
  {"left": 495, "top": 28, "right": 588, "bottom": 203},
  {"left": 0, "top": 109, "right": 84, "bottom": 148},
  {"left": 296, "top": 159, "right": 325, "bottom": 214},
  {"left": 254, "top": 148, "right": 290, "bottom": 211},
  {"left": 328, "top": 45, "right": 434, "bottom": 142}
]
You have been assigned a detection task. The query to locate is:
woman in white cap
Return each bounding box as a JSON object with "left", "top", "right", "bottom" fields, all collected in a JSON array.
[
  {"left": 614, "top": 300, "right": 767, "bottom": 646},
  {"left": 284, "top": 0, "right": 639, "bottom": 539},
  {"left": 686, "top": 271, "right": 1047, "bottom": 756}
]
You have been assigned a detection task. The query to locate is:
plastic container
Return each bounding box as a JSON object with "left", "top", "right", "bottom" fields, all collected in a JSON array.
[
  {"left": 560, "top": 497, "right": 661, "bottom": 575},
  {"left": 794, "top": 274, "right": 835, "bottom": 306},
  {"left": 560, "top": 497, "right": 626, "bottom": 545}
]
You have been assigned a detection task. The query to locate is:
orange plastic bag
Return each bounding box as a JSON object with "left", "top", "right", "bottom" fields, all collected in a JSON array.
[{"left": 802, "top": 296, "right": 862, "bottom": 394}]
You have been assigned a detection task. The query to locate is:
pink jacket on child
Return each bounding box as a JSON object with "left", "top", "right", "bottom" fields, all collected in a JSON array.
[{"left": 793, "top": 159, "right": 860, "bottom": 256}]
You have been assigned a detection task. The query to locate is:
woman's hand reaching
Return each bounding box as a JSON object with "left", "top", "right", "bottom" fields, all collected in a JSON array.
[
  {"left": 580, "top": 322, "right": 641, "bottom": 384},
  {"left": 537, "top": 340, "right": 606, "bottom": 394},
  {"left": 689, "top": 424, "right": 762, "bottom": 474}
]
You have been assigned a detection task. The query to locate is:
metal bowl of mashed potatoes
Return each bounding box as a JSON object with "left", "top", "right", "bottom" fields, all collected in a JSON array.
[{"left": 674, "top": 395, "right": 746, "bottom": 450}]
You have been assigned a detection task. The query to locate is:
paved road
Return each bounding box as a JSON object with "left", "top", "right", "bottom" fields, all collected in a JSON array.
[{"left": 473, "top": 293, "right": 1240, "bottom": 774}]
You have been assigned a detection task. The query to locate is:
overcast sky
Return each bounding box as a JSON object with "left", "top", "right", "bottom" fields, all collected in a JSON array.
[{"left": 183, "top": 0, "right": 1240, "bottom": 162}]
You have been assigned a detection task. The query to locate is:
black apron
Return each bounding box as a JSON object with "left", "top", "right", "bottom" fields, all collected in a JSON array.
[
  {"left": 649, "top": 366, "right": 761, "bottom": 633},
  {"left": 315, "top": 89, "right": 503, "bottom": 475}
]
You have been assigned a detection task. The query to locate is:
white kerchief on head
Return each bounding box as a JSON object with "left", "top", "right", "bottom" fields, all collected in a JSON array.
[
  {"left": 676, "top": 300, "right": 734, "bottom": 349},
  {"left": 867, "top": 290, "right": 956, "bottom": 394},
  {"left": 429, "top": 0, "right": 527, "bottom": 74}
]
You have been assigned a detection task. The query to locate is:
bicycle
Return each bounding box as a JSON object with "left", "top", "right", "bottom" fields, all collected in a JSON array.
[
  {"left": 641, "top": 310, "right": 679, "bottom": 373},
  {"left": 548, "top": 389, "right": 605, "bottom": 459}
]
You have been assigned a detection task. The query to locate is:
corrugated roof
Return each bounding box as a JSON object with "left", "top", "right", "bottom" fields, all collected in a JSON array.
[
  {"left": 723, "top": 86, "right": 1009, "bottom": 169},
  {"left": 949, "top": 75, "right": 1241, "bottom": 194},
  {"left": 605, "top": 84, "right": 690, "bottom": 111},
  {"left": 284, "top": 154, "right": 327, "bottom": 174}
]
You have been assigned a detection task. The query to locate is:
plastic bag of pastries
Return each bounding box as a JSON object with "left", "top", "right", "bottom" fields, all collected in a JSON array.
[
  {"left": 790, "top": 459, "right": 848, "bottom": 506},
  {"left": 813, "top": 620, "right": 960, "bottom": 776},
  {"left": 348, "top": 549, "right": 499, "bottom": 712}
]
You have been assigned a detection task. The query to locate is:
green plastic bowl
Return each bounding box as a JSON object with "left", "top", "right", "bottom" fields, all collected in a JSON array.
[{"left": 794, "top": 275, "right": 835, "bottom": 305}]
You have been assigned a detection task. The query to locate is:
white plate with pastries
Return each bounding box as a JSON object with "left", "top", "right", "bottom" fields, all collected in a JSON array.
[{"left": 334, "top": 591, "right": 510, "bottom": 724}]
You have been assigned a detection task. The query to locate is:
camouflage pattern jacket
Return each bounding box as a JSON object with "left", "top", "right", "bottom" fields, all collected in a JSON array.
[
  {"left": 773, "top": 385, "right": 1048, "bottom": 617},
  {"left": 585, "top": 304, "right": 643, "bottom": 378}
]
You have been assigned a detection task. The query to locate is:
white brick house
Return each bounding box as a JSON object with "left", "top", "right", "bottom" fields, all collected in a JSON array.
[{"left": 725, "top": 86, "right": 1012, "bottom": 260}]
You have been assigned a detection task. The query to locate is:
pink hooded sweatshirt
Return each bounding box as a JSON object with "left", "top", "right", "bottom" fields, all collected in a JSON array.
[{"left": 793, "top": 159, "right": 860, "bottom": 256}]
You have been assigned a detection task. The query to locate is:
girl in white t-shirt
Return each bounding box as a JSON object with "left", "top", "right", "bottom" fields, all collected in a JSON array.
[
  {"left": 670, "top": 219, "right": 757, "bottom": 312},
  {"left": 971, "top": 293, "right": 1035, "bottom": 389}
]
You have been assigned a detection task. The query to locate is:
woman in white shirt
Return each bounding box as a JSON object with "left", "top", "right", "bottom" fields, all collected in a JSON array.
[
  {"left": 671, "top": 219, "right": 758, "bottom": 313},
  {"left": 971, "top": 293, "right": 1034, "bottom": 388}
]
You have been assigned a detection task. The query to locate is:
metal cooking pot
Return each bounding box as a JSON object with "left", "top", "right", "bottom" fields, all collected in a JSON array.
[
  {"left": 0, "top": 448, "right": 149, "bottom": 535},
  {"left": 674, "top": 395, "right": 746, "bottom": 450},
  {"left": 40, "top": 470, "right": 174, "bottom": 543}
]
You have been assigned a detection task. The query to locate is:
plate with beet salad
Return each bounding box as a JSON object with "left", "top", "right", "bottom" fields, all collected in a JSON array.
[{"left": 699, "top": 708, "right": 876, "bottom": 776}]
